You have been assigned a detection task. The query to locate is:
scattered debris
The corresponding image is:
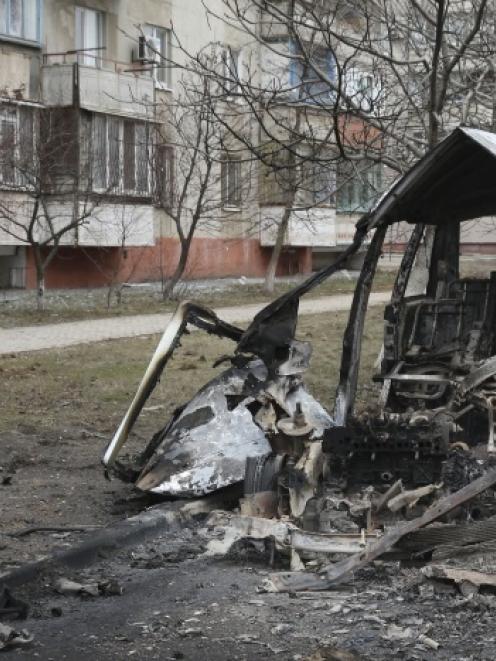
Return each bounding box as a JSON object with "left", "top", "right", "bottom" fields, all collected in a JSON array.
[
  {"left": 263, "top": 467, "right": 496, "bottom": 592},
  {"left": 54, "top": 577, "right": 123, "bottom": 598},
  {"left": 382, "top": 623, "right": 440, "bottom": 650},
  {"left": 177, "top": 626, "right": 202, "bottom": 637},
  {"left": 305, "top": 646, "right": 364, "bottom": 661},
  {"left": 271, "top": 623, "right": 293, "bottom": 635},
  {"left": 204, "top": 512, "right": 292, "bottom": 557},
  {"left": 422, "top": 564, "right": 496, "bottom": 596},
  {"left": 386, "top": 483, "right": 441, "bottom": 512},
  {"left": 0, "top": 622, "right": 32, "bottom": 651}
]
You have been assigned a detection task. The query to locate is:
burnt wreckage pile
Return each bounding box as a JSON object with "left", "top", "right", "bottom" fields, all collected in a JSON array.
[{"left": 103, "top": 128, "right": 496, "bottom": 592}]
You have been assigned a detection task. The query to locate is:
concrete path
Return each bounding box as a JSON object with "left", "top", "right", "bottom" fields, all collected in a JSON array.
[{"left": 0, "top": 292, "right": 390, "bottom": 354}]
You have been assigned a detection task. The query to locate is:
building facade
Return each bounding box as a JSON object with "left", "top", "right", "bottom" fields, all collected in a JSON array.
[
  {"left": 0, "top": 0, "right": 347, "bottom": 290},
  {"left": 7, "top": 1, "right": 495, "bottom": 291}
]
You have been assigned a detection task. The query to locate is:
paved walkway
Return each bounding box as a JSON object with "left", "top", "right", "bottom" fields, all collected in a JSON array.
[{"left": 0, "top": 292, "right": 390, "bottom": 354}]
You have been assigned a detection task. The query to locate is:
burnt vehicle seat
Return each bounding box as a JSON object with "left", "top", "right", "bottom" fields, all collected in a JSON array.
[
  {"left": 402, "top": 297, "right": 463, "bottom": 360},
  {"left": 388, "top": 272, "right": 496, "bottom": 367},
  {"left": 448, "top": 275, "right": 496, "bottom": 361}
]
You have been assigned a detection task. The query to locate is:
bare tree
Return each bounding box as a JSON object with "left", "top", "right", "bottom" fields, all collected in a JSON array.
[
  {"left": 152, "top": 61, "right": 253, "bottom": 299},
  {"left": 174, "top": 0, "right": 496, "bottom": 262},
  {"left": 207, "top": 0, "right": 496, "bottom": 161},
  {"left": 0, "top": 106, "right": 105, "bottom": 310},
  {"left": 137, "top": 1, "right": 495, "bottom": 298},
  {"left": 176, "top": 33, "right": 340, "bottom": 291}
]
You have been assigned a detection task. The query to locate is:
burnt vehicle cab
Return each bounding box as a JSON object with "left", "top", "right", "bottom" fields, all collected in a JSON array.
[
  {"left": 325, "top": 127, "right": 496, "bottom": 490},
  {"left": 102, "top": 127, "right": 496, "bottom": 517}
]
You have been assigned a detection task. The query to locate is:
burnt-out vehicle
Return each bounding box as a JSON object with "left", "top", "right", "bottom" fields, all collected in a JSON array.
[{"left": 102, "top": 127, "right": 496, "bottom": 521}]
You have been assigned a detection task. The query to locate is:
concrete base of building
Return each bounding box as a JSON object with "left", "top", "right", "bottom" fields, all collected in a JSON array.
[{"left": 18, "top": 238, "right": 313, "bottom": 290}]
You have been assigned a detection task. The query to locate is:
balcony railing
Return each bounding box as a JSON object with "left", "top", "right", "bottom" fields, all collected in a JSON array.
[{"left": 41, "top": 53, "right": 155, "bottom": 120}]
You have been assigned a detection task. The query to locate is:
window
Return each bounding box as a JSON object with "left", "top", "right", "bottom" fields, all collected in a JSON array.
[
  {"left": 0, "top": 104, "right": 34, "bottom": 186},
  {"left": 154, "top": 144, "right": 174, "bottom": 210},
  {"left": 143, "top": 24, "right": 171, "bottom": 87},
  {"left": 300, "top": 160, "right": 336, "bottom": 206},
  {"left": 82, "top": 113, "right": 151, "bottom": 196},
  {"left": 290, "top": 42, "right": 336, "bottom": 104},
  {"left": 260, "top": 148, "right": 335, "bottom": 207},
  {"left": 344, "top": 68, "right": 378, "bottom": 113},
  {"left": 123, "top": 121, "right": 135, "bottom": 191},
  {"left": 18, "top": 106, "right": 34, "bottom": 183},
  {"left": 107, "top": 117, "right": 120, "bottom": 188},
  {"left": 39, "top": 108, "right": 78, "bottom": 186},
  {"left": 75, "top": 6, "right": 105, "bottom": 68},
  {"left": 222, "top": 47, "right": 240, "bottom": 96},
  {"left": 92, "top": 114, "right": 107, "bottom": 189},
  {"left": 336, "top": 160, "right": 383, "bottom": 214},
  {"left": 259, "top": 147, "right": 293, "bottom": 206},
  {"left": 221, "top": 155, "right": 241, "bottom": 207},
  {"left": 0, "top": 107, "right": 16, "bottom": 184},
  {"left": 135, "top": 123, "right": 148, "bottom": 193},
  {"left": 0, "top": 0, "right": 40, "bottom": 44}
]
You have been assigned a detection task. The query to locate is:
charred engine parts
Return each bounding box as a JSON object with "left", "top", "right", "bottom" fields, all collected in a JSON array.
[{"left": 322, "top": 416, "right": 449, "bottom": 487}]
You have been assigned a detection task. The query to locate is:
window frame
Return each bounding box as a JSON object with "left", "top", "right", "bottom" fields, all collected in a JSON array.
[
  {"left": 0, "top": 0, "right": 42, "bottom": 46},
  {"left": 221, "top": 154, "right": 242, "bottom": 208},
  {"left": 336, "top": 160, "right": 383, "bottom": 214},
  {"left": 0, "top": 103, "right": 36, "bottom": 189},
  {"left": 143, "top": 24, "right": 172, "bottom": 90},
  {"left": 75, "top": 5, "right": 106, "bottom": 69},
  {"left": 289, "top": 40, "right": 336, "bottom": 106},
  {"left": 222, "top": 46, "right": 241, "bottom": 98},
  {"left": 85, "top": 112, "right": 151, "bottom": 198},
  {"left": 153, "top": 143, "right": 175, "bottom": 210}
]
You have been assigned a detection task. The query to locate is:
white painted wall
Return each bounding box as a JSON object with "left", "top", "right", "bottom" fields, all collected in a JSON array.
[
  {"left": 0, "top": 195, "right": 154, "bottom": 248},
  {"left": 260, "top": 207, "right": 336, "bottom": 247}
]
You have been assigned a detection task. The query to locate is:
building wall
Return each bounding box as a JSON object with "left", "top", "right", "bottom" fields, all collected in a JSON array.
[{"left": 24, "top": 238, "right": 312, "bottom": 288}]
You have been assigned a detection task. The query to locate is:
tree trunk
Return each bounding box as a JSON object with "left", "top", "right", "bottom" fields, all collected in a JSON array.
[
  {"left": 162, "top": 241, "right": 189, "bottom": 300},
  {"left": 264, "top": 207, "right": 291, "bottom": 294},
  {"left": 36, "top": 272, "right": 45, "bottom": 312}
]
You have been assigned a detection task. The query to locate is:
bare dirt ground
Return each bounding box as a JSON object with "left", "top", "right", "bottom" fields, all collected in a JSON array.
[
  {"left": 0, "top": 309, "right": 383, "bottom": 572},
  {"left": 3, "top": 518, "right": 496, "bottom": 660},
  {"left": 2, "top": 307, "right": 496, "bottom": 659}
]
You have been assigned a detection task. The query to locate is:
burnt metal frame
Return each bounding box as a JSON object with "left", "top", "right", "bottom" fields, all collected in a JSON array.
[
  {"left": 103, "top": 228, "right": 370, "bottom": 468},
  {"left": 102, "top": 301, "right": 243, "bottom": 466}
]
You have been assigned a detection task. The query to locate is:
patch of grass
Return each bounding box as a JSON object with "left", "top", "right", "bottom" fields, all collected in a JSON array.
[
  {"left": 0, "top": 270, "right": 395, "bottom": 329},
  {"left": 0, "top": 308, "right": 384, "bottom": 435},
  {"left": 0, "top": 308, "right": 385, "bottom": 568}
]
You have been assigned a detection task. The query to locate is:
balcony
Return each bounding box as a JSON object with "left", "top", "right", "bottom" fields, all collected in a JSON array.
[
  {"left": 43, "top": 201, "right": 155, "bottom": 248},
  {"left": 259, "top": 206, "right": 336, "bottom": 247},
  {"left": 0, "top": 196, "right": 155, "bottom": 248},
  {"left": 41, "top": 57, "right": 154, "bottom": 120}
]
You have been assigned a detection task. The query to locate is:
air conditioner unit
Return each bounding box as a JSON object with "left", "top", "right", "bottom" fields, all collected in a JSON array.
[{"left": 134, "top": 35, "right": 161, "bottom": 63}]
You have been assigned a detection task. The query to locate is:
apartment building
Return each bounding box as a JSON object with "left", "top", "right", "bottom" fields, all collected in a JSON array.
[{"left": 0, "top": 1, "right": 382, "bottom": 291}]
